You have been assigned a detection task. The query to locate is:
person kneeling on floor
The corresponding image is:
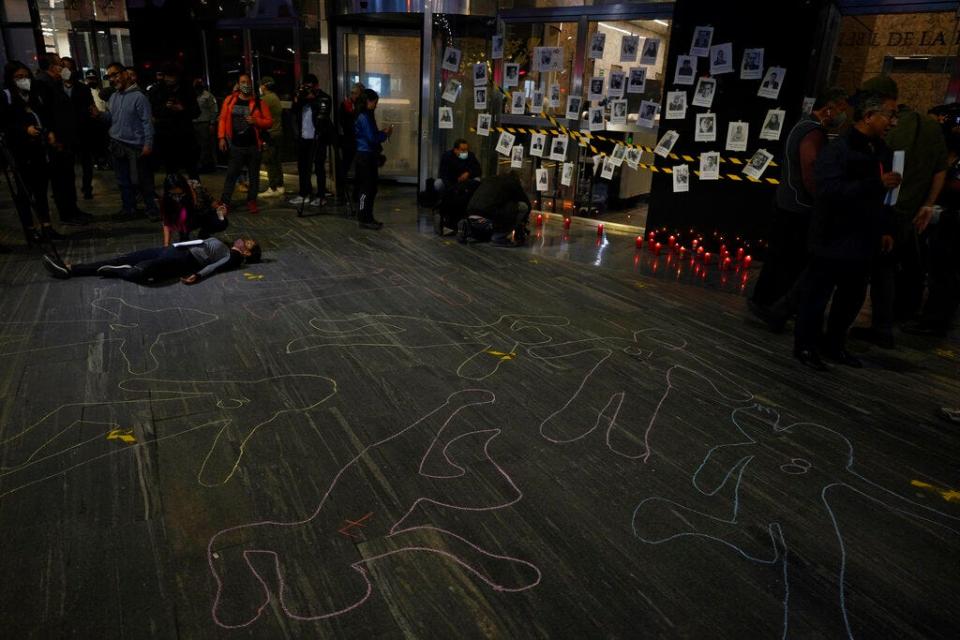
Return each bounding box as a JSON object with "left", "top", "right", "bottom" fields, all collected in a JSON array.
[
  {"left": 457, "top": 172, "right": 531, "bottom": 247},
  {"left": 42, "top": 236, "right": 260, "bottom": 284}
]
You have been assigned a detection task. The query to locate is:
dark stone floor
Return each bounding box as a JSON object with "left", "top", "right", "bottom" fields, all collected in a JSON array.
[{"left": 0, "top": 169, "right": 958, "bottom": 639}]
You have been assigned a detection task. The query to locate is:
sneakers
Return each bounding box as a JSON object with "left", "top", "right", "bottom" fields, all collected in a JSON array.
[
  {"left": 358, "top": 220, "right": 383, "bottom": 230},
  {"left": 97, "top": 264, "right": 133, "bottom": 278},
  {"left": 793, "top": 347, "right": 828, "bottom": 372},
  {"left": 310, "top": 197, "right": 326, "bottom": 207},
  {"left": 42, "top": 254, "right": 70, "bottom": 279},
  {"left": 288, "top": 195, "right": 308, "bottom": 206},
  {"left": 246, "top": 201, "right": 259, "bottom": 214}
]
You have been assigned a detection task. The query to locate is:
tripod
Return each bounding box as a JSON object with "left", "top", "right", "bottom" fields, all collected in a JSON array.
[{"left": 0, "top": 132, "right": 63, "bottom": 260}]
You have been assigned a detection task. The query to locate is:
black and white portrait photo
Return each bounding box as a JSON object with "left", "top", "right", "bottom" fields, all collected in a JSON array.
[
  {"left": 740, "top": 48, "right": 763, "bottom": 80},
  {"left": 627, "top": 67, "right": 647, "bottom": 94},
  {"left": 590, "top": 32, "right": 606, "bottom": 59},
  {"left": 441, "top": 47, "right": 461, "bottom": 72},
  {"left": 610, "top": 99, "right": 628, "bottom": 125},
  {"left": 474, "top": 87, "right": 487, "bottom": 110},
  {"left": 621, "top": 35, "right": 639, "bottom": 63},
  {"left": 691, "top": 77, "right": 716, "bottom": 108},
  {"left": 566, "top": 95, "right": 583, "bottom": 121},
  {"left": 504, "top": 63, "right": 520, "bottom": 88},
  {"left": 710, "top": 42, "right": 733, "bottom": 75},
  {"left": 674, "top": 55, "right": 697, "bottom": 86},
  {"left": 473, "top": 63, "right": 487, "bottom": 86},
  {"left": 640, "top": 38, "right": 660, "bottom": 65},
  {"left": 589, "top": 76, "right": 605, "bottom": 101},
  {"left": 695, "top": 113, "right": 717, "bottom": 142},
  {"left": 607, "top": 71, "right": 625, "bottom": 98},
  {"left": 725, "top": 121, "right": 749, "bottom": 152},
  {"left": 760, "top": 108, "right": 786, "bottom": 141},
  {"left": 666, "top": 91, "right": 687, "bottom": 120},
  {"left": 758, "top": 67, "right": 786, "bottom": 99},
  {"left": 690, "top": 26, "right": 714, "bottom": 57}
]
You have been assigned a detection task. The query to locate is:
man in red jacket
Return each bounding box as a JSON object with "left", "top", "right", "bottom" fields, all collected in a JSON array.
[{"left": 217, "top": 73, "right": 272, "bottom": 213}]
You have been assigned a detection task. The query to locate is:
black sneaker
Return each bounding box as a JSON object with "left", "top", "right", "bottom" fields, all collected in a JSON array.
[
  {"left": 42, "top": 254, "right": 70, "bottom": 279},
  {"left": 97, "top": 264, "right": 134, "bottom": 278},
  {"left": 358, "top": 220, "right": 383, "bottom": 230},
  {"left": 793, "top": 347, "right": 828, "bottom": 372}
]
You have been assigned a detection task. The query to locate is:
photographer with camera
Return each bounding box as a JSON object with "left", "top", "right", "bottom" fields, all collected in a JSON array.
[
  {"left": 354, "top": 89, "right": 392, "bottom": 230},
  {"left": 290, "top": 74, "right": 334, "bottom": 208},
  {"left": 2, "top": 61, "right": 63, "bottom": 243}
]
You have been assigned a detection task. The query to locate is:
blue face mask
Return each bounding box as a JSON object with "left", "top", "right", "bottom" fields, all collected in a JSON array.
[{"left": 458, "top": 152, "right": 468, "bottom": 160}]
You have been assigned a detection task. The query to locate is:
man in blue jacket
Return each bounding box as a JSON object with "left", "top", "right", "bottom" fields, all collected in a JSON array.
[
  {"left": 92, "top": 61, "right": 158, "bottom": 220},
  {"left": 792, "top": 92, "right": 902, "bottom": 371}
]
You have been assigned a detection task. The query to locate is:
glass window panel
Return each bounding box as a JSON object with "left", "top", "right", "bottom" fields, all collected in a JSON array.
[
  {"left": 2, "top": 0, "right": 31, "bottom": 22},
  {"left": 2, "top": 27, "right": 38, "bottom": 65}
]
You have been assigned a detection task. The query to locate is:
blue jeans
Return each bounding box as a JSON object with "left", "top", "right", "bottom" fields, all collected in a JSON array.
[{"left": 110, "top": 139, "right": 158, "bottom": 214}]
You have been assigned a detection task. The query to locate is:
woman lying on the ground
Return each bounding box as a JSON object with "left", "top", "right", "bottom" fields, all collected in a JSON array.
[
  {"left": 160, "top": 173, "right": 229, "bottom": 246},
  {"left": 42, "top": 237, "right": 261, "bottom": 285}
]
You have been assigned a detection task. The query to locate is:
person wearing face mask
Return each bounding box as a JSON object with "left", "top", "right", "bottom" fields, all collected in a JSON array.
[
  {"left": 2, "top": 61, "right": 63, "bottom": 243},
  {"left": 290, "top": 73, "right": 335, "bottom": 208},
  {"left": 91, "top": 61, "right": 159, "bottom": 219},
  {"left": 192, "top": 79, "right": 218, "bottom": 173},
  {"left": 433, "top": 139, "right": 481, "bottom": 234},
  {"left": 150, "top": 64, "right": 201, "bottom": 179},
  {"left": 217, "top": 72, "right": 273, "bottom": 214},
  {"left": 748, "top": 87, "right": 849, "bottom": 329},
  {"left": 33, "top": 53, "right": 92, "bottom": 227},
  {"left": 159, "top": 173, "right": 228, "bottom": 246},
  {"left": 60, "top": 57, "right": 97, "bottom": 201}
]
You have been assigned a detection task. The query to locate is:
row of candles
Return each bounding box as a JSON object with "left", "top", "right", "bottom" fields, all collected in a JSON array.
[{"left": 533, "top": 214, "right": 755, "bottom": 271}]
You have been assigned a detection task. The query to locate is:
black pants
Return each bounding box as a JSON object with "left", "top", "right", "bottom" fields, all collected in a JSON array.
[
  {"left": 11, "top": 151, "right": 52, "bottom": 229},
  {"left": 752, "top": 207, "right": 811, "bottom": 306},
  {"left": 78, "top": 139, "right": 94, "bottom": 196},
  {"left": 297, "top": 138, "right": 327, "bottom": 198},
  {"left": 920, "top": 210, "right": 960, "bottom": 331},
  {"left": 72, "top": 246, "right": 200, "bottom": 282},
  {"left": 221, "top": 144, "right": 260, "bottom": 206},
  {"left": 794, "top": 256, "right": 870, "bottom": 351},
  {"left": 49, "top": 147, "right": 79, "bottom": 220},
  {"left": 336, "top": 141, "right": 355, "bottom": 200},
  {"left": 869, "top": 220, "right": 924, "bottom": 333},
  {"left": 355, "top": 152, "right": 379, "bottom": 222}
]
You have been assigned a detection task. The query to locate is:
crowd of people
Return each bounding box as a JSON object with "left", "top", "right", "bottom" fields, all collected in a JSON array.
[{"left": 749, "top": 75, "right": 959, "bottom": 382}]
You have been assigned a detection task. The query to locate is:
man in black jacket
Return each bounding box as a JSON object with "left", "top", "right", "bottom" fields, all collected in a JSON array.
[
  {"left": 150, "top": 64, "right": 201, "bottom": 179},
  {"left": 34, "top": 53, "right": 91, "bottom": 225},
  {"left": 61, "top": 57, "right": 97, "bottom": 200},
  {"left": 792, "top": 92, "right": 902, "bottom": 370},
  {"left": 437, "top": 138, "right": 481, "bottom": 193},
  {"left": 459, "top": 172, "right": 531, "bottom": 247},
  {"left": 290, "top": 74, "right": 335, "bottom": 207}
]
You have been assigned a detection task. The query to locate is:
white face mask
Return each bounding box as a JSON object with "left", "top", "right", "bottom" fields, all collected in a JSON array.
[
  {"left": 15, "top": 78, "right": 31, "bottom": 92},
  {"left": 60, "top": 68, "right": 72, "bottom": 81}
]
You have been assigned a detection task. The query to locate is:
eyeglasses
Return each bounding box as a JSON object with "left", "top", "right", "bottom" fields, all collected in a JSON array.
[{"left": 106, "top": 71, "right": 123, "bottom": 80}]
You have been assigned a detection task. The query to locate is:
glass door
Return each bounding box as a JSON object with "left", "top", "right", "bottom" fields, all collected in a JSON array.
[{"left": 341, "top": 30, "right": 422, "bottom": 182}]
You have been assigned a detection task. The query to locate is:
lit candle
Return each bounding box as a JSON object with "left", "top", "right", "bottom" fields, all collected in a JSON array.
[
  {"left": 668, "top": 235, "right": 676, "bottom": 247},
  {"left": 654, "top": 242, "right": 662, "bottom": 255},
  {"left": 692, "top": 239, "right": 699, "bottom": 249},
  {"left": 564, "top": 217, "right": 572, "bottom": 229},
  {"left": 736, "top": 247, "right": 745, "bottom": 261},
  {"left": 635, "top": 236, "right": 643, "bottom": 249},
  {"left": 597, "top": 223, "right": 604, "bottom": 236},
  {"left": 704, "top": 252, "right": 712, "bottom": 264},
  {"left": 723, "top": 257, "right": 732, "bottom": 271},
  {"left": 743, "top": 255, "right": 753, "bottom": 269},
  {"left": 536, "top": 213, "right": 543, "bottom": 226},
  {"left": 697, "top": 246, "right": 705, "bottom": 256}
]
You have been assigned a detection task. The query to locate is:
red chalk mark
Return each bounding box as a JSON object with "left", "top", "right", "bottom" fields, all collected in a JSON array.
[{"left": 338, "top": 512, "right": 374, "bottom": 539}]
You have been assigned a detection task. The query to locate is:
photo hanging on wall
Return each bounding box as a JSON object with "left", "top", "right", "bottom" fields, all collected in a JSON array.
[
  {"left": 700, "top": 151, "right": 721, "bottom": 180},
  {"left": 473, "top": 63, "right": 487, "bottom": 86},
  {"left": 726, "top": 121, "right": 749, "bottom": 152},
  {"left": 511, "top": 145, "right": 524, "bottom": 169},
  {"left": 740, "top": 48, "right": 764, "bottom": 80},
  {"left": 760, "top": 108, "right": 786, "bottom": 141},
  {"left": 610, "top": 99, "right": 628, "bottom": 125},
  {"left": 627, "top": 67, "right": 647, "bottom": 94},
  {"left": 561, "top": 162, "right": 575, "bottom": 187},
  {"left": 535, "top": 46, "right": 564, "bottom": 72},
  {"left": 691, "top": 77, "right": 717, "bottom": 108},
  {"left": 565, "top": 95, "right": 583, "bottom": 121},
  {"left": 625, "top": 147, "right": 641, "bottom": 170},
  {"left": 638, "top": 100, "right": 660, "bottom": 128},
  {"left": 758, "top": 67, "right": 786, "bottom": 100},
  {"left": 549, "top": 84, "right": 561, "bottom": 108},
  {"left": 655, "top": 130, "right": 680, "bottom": 158},
  {"left": 477, "top": 113, "right": 492, "bottom": 137},
  {"left": 588, "top": 106, "right": 605, "bottom": 131},
  {"left": 511, "top": 91, "right": 526, "bottom": 115},
  {"left": 531, "top": 90, "right": 545, "bottom": 113},
  {"left": 496, "top": 130, "right": 516, "bottom": 156},
  {"left": 474, "top": 87, "right": 487, "bottom": 110},
  {"left": 640, "top": 38, "right": 661, "bottom": 66},
  {"left": 673, "top": 163, "right": 690, "bottom": 193},
  {"left": 438, "top": 106, "right": 454, "bottom": 129},
  {"left": 491, "top": 35, "right": 504, "bottom": 60},
  {"left": 695, "top": 112, "right": 717, "bottom": 142},
  {"left": 589, "top": 32, "right": 606, "bottom": 59},
  {"left": 743, "top": 149, "right": 774, "bottom": 179},
  {"left": 442, "top": 78, "right": 462, "bottom": 104},
  {"left": 601, "top": 156, "right": 615, "bottom": 180},
  {"left": 610, "top": 143, "right": 627, "bottom": 167},
  {"left": 530, "top": 132, "right": 546, "bottom": 157},
  {"left": 710, "top": 42, "right": 734, "bottom": 75},
  {"left": 588, "top": 76, "right": 605, "bottom": 101},
  {"left": 536, "top": 168, "right": 550, "bottom": 192},
  {"left": 607, "top": 70, "right": 626, "bottom": 99},
  {"left": 621, "top": 35, "right": 640, "bottom": 63},
  {"left": 665, "top": 91, "right": 687, "bottom": 120},
  {"left": 550, "top": 135, "right": 569, "bottom": 161},
  {"left": 674, "top": 55, "right": 697, "bottom": 86},
  {"left": 690, "top": 26, "right": 714, "bottom": 57},
  {"left": 441, "top": 47, "right": 462, "bottom": 73},
  {"left": 503, "top": 63, "right": 520, "bottom": 88}
]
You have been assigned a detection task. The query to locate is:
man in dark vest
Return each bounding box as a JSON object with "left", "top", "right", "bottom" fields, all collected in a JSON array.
[{"left": 749, "top": 87, "right": 848, "bottom": 328}]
